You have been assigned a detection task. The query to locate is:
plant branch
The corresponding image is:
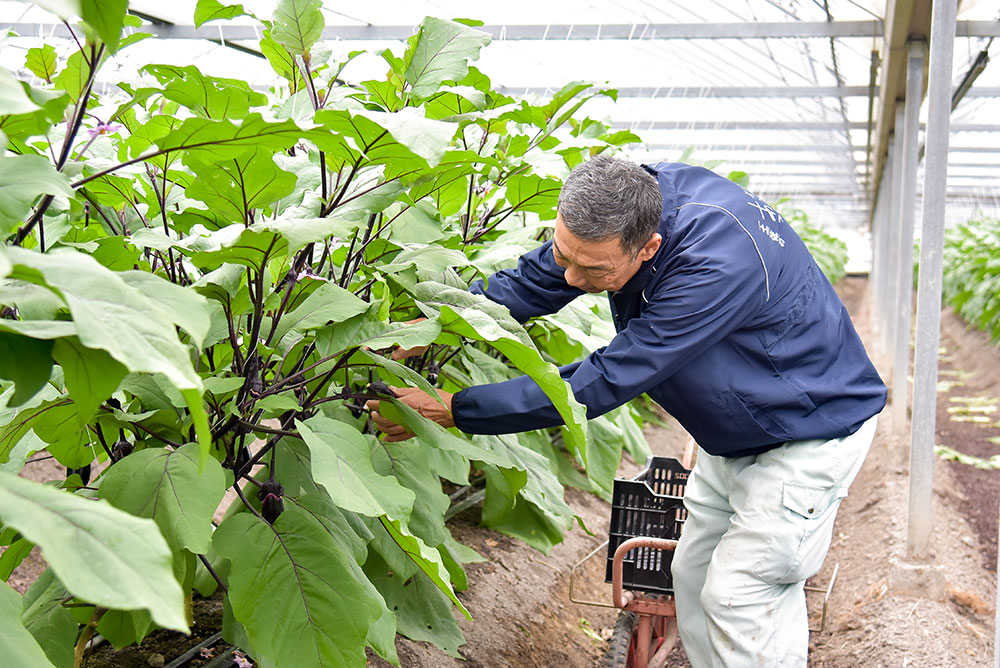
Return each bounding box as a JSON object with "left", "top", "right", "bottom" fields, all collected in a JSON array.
[
  {"left": 13, "top": 43, "right": 105, "bottom": 247},
  {"left": 73, "top": 606, "right": 106, "bottom": 668},
  {"left": 128, "top": 420, "right": 183, "bottom": 449},
  {"left": 232, "top": 480, "right": 267, "bottom": 523},
  {"left": 197, "top": 554, "right": 228, "bottom": 594},
  {"left": 237, "top": 419, "right": 298, "bottom": 438}
]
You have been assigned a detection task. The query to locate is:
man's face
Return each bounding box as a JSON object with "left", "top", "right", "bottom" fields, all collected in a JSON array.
[{"left": 551, "top": 213, "right": 662, "bottom": 293}]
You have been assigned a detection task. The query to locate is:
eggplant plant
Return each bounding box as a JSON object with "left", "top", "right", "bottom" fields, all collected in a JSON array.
[
  {"left": 940, "top": 215, "right": 1000, "bottom": 342},
  {"left": 0, "top": 1, "right": 649, "bottom": 666}
]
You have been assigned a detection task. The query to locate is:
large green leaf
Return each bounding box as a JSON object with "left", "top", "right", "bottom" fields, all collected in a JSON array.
[
  {"left": 377, "top": 516, "right": 470, "bottom": 619},
  {"left": 260, "top": 29, "right": 306, "bottom": 91},
  {"left": 99, "top": 444, "right": 227, "bottom": 553},
  {"left": 6, "top": 248, "right": 211, "bottom": 457},
  {"left": 312, "top": 107, "right": 457, "bottom": 174},
  {"left": 0, "top": 319, "right": 75, "bottom": 340},
  {"left": 296, "top": 416, "right": 414, "bottom": 520},
  {"left": 152, "top": 113, "right": 305, "bottom": 160},
  {"left": 369, "top": 443, "right": 453, "bottom": 557},
  {"left": 96, "top": 607, "right": 153, "bottom": 650},
  {"left": 271, "top": 0, "right": 325, "bottom": 56},
  {"left": 0, "top": 581, "right": 56, "bottom": 668},
  {"left": 404, "top": 18, "right": 491, "bottom": 100},
  {"left": 81, "top": 0, "right": 128, "bottom": 53},
  {"left": 21, "top": 569, "right": 76, "bottom": 668},
  {"left": 184, "top": 148, "right": 298, "bottom": 224},
  {"left": 52, "top": 50, "right": 91, "bottom": 103},
  {"left": 0, "top": 154, "right": 74, "bottom": 237},
  {"left": 0, "top": 69, "right": 40, "bottom": 115},
  {"left": 194, "top": 0, "right": 249, "bottom": 27},
  {"left": 480, "top": 433, "right": 576, "bottom": 553},
  {"left": 255, "top": 214, "right": 362, "bottom": 255},
  {"left": 0, "top": 471, "right": 188, "bottom": 632},
  {"left": 0, "top": 535, "right": 34, "bottom": 580},
  {"left": 482, "top": 464, "right": 566, "bottom": 553},
  {"left": 141, "top": 65, "right": 267, "bottom": 120},
  {"left": 270, "top": 281, "right": 369, "bottom": 345},
  {"left": 25, "top": 45, "right": 58, "bottom": 83},
  {"left": 214, "top": 501, "right": 387, "bottom": 668},
  {"left": 52, "top": 337, "right": 127, "bottom": 424},
  {"left": 0, "top": 332, "right": 52, "bottom": 407},
  {"left": 503, "top": 172, "right": 561, "bottom": 216},
  {"left": 118, "top": 271, "right": 213, "bottom": 349},
  {"left": 364, "top": 551, "right": 465, "bottom": 658},
  {"left": 1, "top": 84, "right": 69, "bottom": 145}
]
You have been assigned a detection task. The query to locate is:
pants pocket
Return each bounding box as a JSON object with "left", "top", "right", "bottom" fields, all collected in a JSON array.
[{"left": 753, "top": 482, "right": 847, "bottom": 585}]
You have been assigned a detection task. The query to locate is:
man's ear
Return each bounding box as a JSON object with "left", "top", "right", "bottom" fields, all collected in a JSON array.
[{"left": 637, "top": 233, "right": 662, "bottom": 262}]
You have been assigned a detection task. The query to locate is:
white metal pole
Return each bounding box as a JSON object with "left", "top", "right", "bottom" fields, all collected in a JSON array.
[
  {"left": 876, "top": 136, "right": 897, "bottom": 358},
  {"left": 891, "top": 41, "right": 926, "bottom": 434},
  {"left": 908, "top": 0, "right": 957, "bottom": 559},
  {"left": 882, "top": 120, "right": 906, "bottom": 366},
  {"left": 871, "top": 174, "right": 887, "bottom": 342}
]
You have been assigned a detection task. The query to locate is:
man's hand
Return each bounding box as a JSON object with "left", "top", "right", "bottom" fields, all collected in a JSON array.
[
  {"left": 366, "top": 386, "right": 455, "bottom": 442},
  {"left": 391, "top": 318, "right": 428, "bottom": 361},
  {"left": 391, "top": 344, "right": 428, "bottom": 361}
]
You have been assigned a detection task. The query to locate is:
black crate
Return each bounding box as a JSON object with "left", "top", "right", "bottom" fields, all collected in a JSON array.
[{"left": 605, "top": 456, "right": 690, "bottom": 595}]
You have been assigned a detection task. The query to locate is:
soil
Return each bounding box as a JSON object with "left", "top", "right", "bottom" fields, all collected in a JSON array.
[{"left": 6, "top": 276, "right": 999, "bottom": 668}]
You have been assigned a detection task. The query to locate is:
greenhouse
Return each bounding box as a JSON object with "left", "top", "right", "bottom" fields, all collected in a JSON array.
[{"left": 1, "top": 0, "right": 1000, "bottom": 667}]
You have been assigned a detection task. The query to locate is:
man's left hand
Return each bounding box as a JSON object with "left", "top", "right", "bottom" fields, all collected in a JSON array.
[{"left": 366, "top": 386, "right": 455, "bottom": 442}]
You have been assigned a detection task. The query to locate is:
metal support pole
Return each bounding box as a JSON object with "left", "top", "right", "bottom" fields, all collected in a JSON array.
[
  {"left": 869, "top": 186, "right": 883, "bottom": 322},
  {"left": 891, "top": 41, "right": 927, "bottom": 434},
  {"left": 875, "top": 136, "right": 896, "bottom": 356},
  {"left": 882, "top": 126, "right": 906, "bottom": 366},
  {"left": 908, "top": 0, "right": 957, "bottom": 559}
]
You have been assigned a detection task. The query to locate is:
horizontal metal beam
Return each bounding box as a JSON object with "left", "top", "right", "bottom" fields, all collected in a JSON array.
[
  {"left": 955, "top": 21, "right": 1000, "bottom": 37},
  {"left": 950, "top": 124, "right": 1000, "bottom": 132},
  {"left": 946, "top": 145, "right": 1000, "bottom": 153},
  {"left": 963, "top": 88, "right": 1000, "bottom": 97},
  {"left": 3, "top": 21, "right": 888, "bottom": 41},
  {"left": 625, "top": 122, "right": 1000, "bottom": 132},
  {"left": 616, "top": 121, "right": 868, "bottom": 131},
  {"left": 715, "top": 158, "right": 865, "bottom": 165},
  {"left": 945, "top": 173, "right": 1000, "bottom": 180},
  {"left": 500, "top": 85, "right": 877, "bottom": 98},
  {"left": 12, "top": 20, "right": 1000, "bottom": 44},
  {"left": 947, "top": 161, "right": 1000, "bottom": 168},
  {"left": 641, "top": 144, "right": 866, "bottom": 152}
]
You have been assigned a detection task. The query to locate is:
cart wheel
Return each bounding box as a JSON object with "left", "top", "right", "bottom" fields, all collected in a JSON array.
[{"left": 601, "top": 611, "right": 637, "bottom": 668}]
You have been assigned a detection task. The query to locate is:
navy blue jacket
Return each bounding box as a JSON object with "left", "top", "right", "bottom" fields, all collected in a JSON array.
[{"left": 451, "top": 162, "right": 886, "bottom": 457}]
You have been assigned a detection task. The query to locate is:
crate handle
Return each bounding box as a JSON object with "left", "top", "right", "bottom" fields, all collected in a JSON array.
[{"left": 612, "top": 536, "right": 679, "bottom": 609}]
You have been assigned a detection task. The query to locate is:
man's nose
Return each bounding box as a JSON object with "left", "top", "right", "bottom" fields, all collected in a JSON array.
[{"left": 564, "top": 265, "right": 589, "bottom": 290}]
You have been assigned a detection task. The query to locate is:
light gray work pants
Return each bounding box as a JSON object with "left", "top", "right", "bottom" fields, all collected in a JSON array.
[{"left": 671, "top": 415, "right": 877, "bottom": 667}]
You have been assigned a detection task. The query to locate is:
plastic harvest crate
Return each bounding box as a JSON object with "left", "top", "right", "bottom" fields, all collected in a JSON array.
[{"left": 605, "top": 456, "right": 690, "bottom": 595}]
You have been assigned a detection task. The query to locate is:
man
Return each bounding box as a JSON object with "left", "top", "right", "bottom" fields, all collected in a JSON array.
[{"left": 367, "top": 154, "right": 886, "bottom": 667}]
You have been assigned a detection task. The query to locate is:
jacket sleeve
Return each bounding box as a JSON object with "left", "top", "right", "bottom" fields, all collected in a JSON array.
[
  {"left": 470, "top": 240, "right": 584, "bottom": 323},
  {"left": 452, "top": 218, "right": 770, "bottom": 435}
]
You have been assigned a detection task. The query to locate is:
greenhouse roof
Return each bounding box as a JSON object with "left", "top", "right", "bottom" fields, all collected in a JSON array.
[{"left": 3, "top": 0, "right": 1000, "bottom": 257}]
